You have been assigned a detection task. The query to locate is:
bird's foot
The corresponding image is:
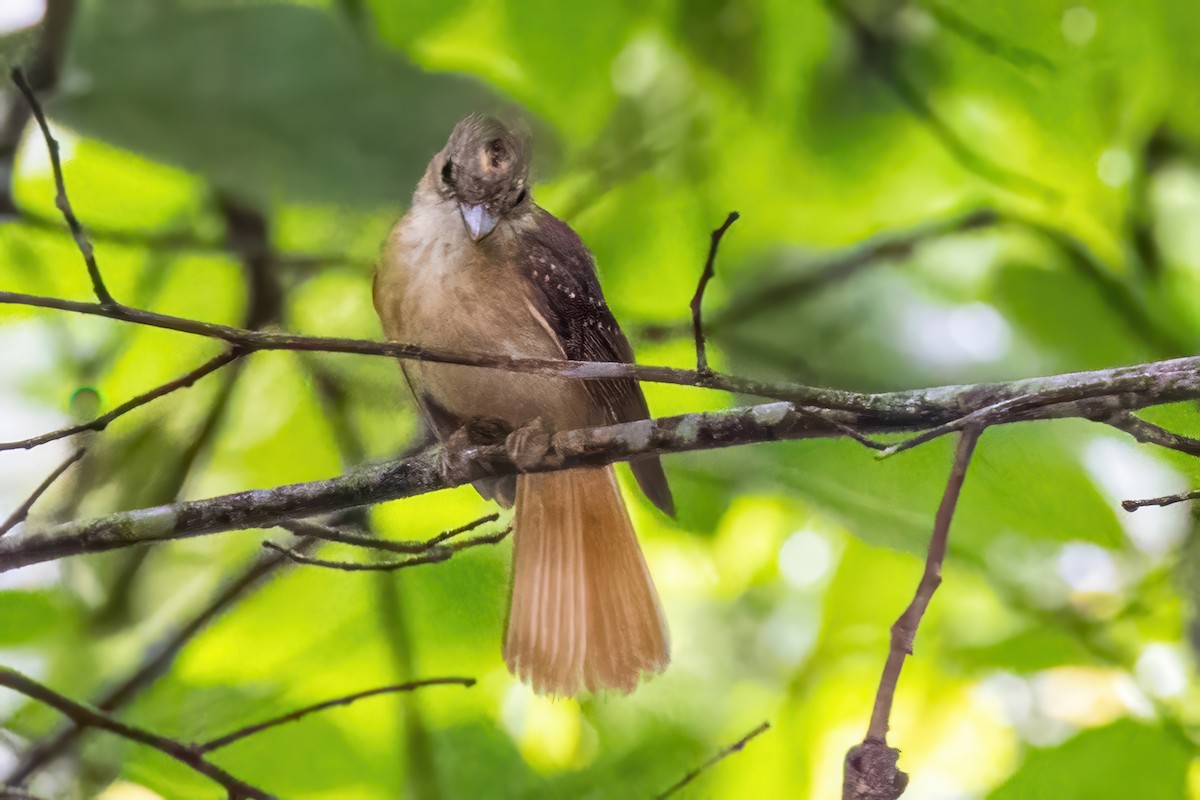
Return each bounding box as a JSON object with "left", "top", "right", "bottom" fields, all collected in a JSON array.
[{"left": 506, "top": 417, "right": 552, "bottom": 472}]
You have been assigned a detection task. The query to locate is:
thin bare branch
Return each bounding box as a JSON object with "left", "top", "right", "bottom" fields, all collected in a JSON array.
[
  {"left": 0, "top": 348, "right": 242, "bottom": 452},
  {"left": 793, "top": 406, "right": 887, "bottom": 451},
  {"left": 262, "top": 541, "right": 449, "bottom": 571},
  {"left": 263, "top": 526, "right": 511, "bottom": 572},
  {"left": 10, "top": 68, "right": 113, "bottom": 305},
  {"left": 0, "top": 668, "right": 274, "bottom": 800},
  {"left": 196, "top": 678, "right": 475, "bottom": 753},
  {"left": 0, "top": 447, "right": 85, "bottom": 536},
  {"left": 0, "top": 0, "right": 78, "bottom": 216},
  {"left": 868, "top": 428, "right": 979, "bottom": 740},
  {"left": 278, "top": 514, "right": 499, "bottom": 554},
  {"left": 659, "top": 208, "right": 1174, "bottom": 371},
  {"left": 877, "top": 383, "right": 1102, "bottom": 458},
  {"left": 1104, "top": 411, "right": 1200, "bottom": 457},
  {"left": 655, "top": 721, "right": 771, "bottom": 800},
  {"left": 444, "top": 526, "right": 513, "bottom": 553},
  {"left": 691, "top": 211, "right": 739, "bottom": 373},
  {"left": 1122, "top": 490, "right": 1200, "bottom": 512},
  {"left": 845, "top": 427, "right": 980, "bottom": 800}
]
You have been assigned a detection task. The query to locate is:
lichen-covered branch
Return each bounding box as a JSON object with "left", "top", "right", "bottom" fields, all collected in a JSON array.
[{"left": 6, "top": 349, "right": 1200, "bottom": 572}]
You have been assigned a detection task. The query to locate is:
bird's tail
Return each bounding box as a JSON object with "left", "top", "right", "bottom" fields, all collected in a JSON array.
[{"left": 504, "top": 466, "right": 669, "bottom": 696}]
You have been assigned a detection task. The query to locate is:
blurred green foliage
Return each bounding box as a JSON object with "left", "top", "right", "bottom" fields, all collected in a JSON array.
[{"left": 2, "top": 0, "right": 1200, "bottom": 798}]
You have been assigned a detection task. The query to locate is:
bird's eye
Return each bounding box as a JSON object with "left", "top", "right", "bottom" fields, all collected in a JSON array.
[
  {"left": 515, "top": 189, "right": 527, "bottom": 204},
  {"left": 441, "top": 159, "right": 454, "bottom": 185}
]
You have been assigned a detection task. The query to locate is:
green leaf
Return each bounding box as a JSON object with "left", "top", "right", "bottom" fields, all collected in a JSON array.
[
  {"left": 988, "top": 720, "right": 1191, "bottom": 800},
  {"left": 950, "top": 625, "right": 1098, "bottom": 674},
  {"left": 0, "top": 590, "right": 71, "bottom": 645},
  {"left": 54, "top": 2, "right": 504, "bottom": 207}
]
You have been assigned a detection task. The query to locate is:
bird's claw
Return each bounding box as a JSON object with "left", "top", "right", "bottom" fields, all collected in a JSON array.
[{"left": 506, "top": 417, "right": 552, "bottom": 472}]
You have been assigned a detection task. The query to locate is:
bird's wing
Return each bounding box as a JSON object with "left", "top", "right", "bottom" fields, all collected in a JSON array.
[{"left": 516, "top": 208, "right": 675, "bottom": 516}]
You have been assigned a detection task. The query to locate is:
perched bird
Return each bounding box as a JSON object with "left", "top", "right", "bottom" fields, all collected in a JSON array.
[{"left": 373, "top": 116, "right": 673, "bottom": 696}]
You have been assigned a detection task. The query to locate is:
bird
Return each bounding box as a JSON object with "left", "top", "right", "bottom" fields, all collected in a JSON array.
[{"left": 373, "top": 115, "right": 674, "bottom": 696}]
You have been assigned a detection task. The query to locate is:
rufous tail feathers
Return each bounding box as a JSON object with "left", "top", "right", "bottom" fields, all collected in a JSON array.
[{"left": 504, "top": 466, "right": 669, "bottom": 695}]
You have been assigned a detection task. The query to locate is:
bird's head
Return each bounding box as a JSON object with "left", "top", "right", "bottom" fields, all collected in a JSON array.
[{"left": 433, "top": 115, "right": 532, "bottom": 242}]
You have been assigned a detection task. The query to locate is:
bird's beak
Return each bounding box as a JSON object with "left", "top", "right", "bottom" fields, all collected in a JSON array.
[{"left": 459, "top": 202, "right": 500, "bottom": 242}]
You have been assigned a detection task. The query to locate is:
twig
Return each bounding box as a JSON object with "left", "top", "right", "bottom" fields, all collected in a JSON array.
[
  {"left": 263, "top": 526, "right": 511, "bottom": 572},
  {"left": 429, "top": 515, "right": 504, "bottom": 547},
  {"left": 0, "top": 348, "right": 242, "bottom": 452},
  {"left": 655, "top": 721, "right": 770, "bottom": 800},
  {"left": 880, "top": 371, "right": 1200, "bottom": 459},
  {"left": 0, "top": 447, "right": 85, "bottom": 536},
  {"left": 876, "top": 381, "right": 1112, "bottom": 458},
  {"left": 844, "top": 427, "right": 980, "bottom": 800},
  {"left": 0, "top": 0, "right": 78, "bottom": 216},
  {"left": 10, "top": 68, "right": 114, "bottom": 305},
  {"left": 262, "top": 541, "right": 450, "bottom": 571},
  {"left": 1122, "top": 490, "right": 1200, "bottom": 512},
  {"left": 869, "top": 428, "right": 979, "bottom": 738},
  {"left": 0, "top": 668, "right": 274, "bottom": 800},
  {"left": 874, "top": 404, "right": 996, "bottom": 459},
  {"left": 823, "top": 0, "right": 1057, "bottom": 201},
  {"left": 278, "top": 514, "right": 499, "bottom": 554},
  {"left": 1104, "top": 411, "right": 1200, "bottom": 457},
  {"left": 196, "top": 678, "right": 476, "bottom": 753},
  {"left": 691, "top": 211, "right": 739, "bottom": 373},
  {"left": 794, "top": 406, "right": 887, "bottom": 451}
]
